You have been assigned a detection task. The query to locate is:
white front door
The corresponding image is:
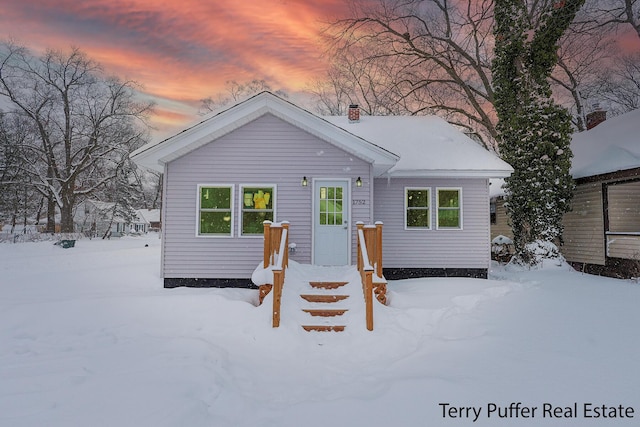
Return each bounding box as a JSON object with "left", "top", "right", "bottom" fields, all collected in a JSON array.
[{"left": 313, "top": 179, "right": 350, "bottom": 265}]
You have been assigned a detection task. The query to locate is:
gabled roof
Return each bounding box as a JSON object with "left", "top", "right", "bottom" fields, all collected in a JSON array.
[
  {"left": 131, "top": 91, "right": 399, "bottom": 176},
  {"left": 571, "top": 109, "right": 640, "bottom": 179},
  {"left": 132, "top": 91, "right": 512, "bottom": 178}
]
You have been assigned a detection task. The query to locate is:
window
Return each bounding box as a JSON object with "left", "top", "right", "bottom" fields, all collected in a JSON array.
[
  {"left": 240, "top": 185, "right": 275, "bottom": 235},
  {"left": 437, "top": 188, "right": 462, "bottom": 229},
  {"left": 319, "top": 186, "right": 343, "bottom": 225},
  {"left": 198, "top": 185, "right": 233, "bottom": 236},
  {"left": 405, "top": 188, "right": 431, "bottom": 229}
]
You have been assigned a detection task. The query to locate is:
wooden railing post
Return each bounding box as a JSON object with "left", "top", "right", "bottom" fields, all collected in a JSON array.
[
  {"left": 375, "top": 221, "right": 383, "bottom": 278},
  {"left": 263, "top": 221, "right": 271, "bottom": 269},
  {"left": 282, "top": 221, "right": 290, "bottom": 268},
  {"left": 364, "top": 270, "right": 373, "bottom": 331},
  {"left": 273, "top": 269, "right": 283, "bottom": 327},
  {"left": 356, "top": 222, "right": 364, "bottom": 272}
]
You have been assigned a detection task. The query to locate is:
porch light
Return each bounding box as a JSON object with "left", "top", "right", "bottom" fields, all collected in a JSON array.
[
  {"left": 356, "top": 177, "right": 363, "bottom": 187},
  {"left": 301, "top": 176, "right": 308, "bottom": 187}
]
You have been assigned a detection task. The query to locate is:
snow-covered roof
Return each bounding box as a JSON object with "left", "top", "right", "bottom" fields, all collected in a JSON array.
[
  {"left": 132, "top": 91, "right": 512, "bottom": 179},
  {"left": 135, "top": 209, "right": 160, "bottom": 224},
  {"left": 571, "top": 109, "right": 640, "bottom": 179},
  {"left": 323, "top": 115, "right": 513, "bottom": 178}
]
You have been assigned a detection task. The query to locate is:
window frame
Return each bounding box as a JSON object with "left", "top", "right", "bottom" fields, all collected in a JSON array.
[
  {"left": 436, "top": 187, "right": 463, "bottom": 230},
  {"left": 196, "top": 184, "right": 234, "bottom": 238},
  {"left": 404, "top": 187, "right": 432, "bottom": 230},
  {"left": 239, "top": 184, "right": 277, "bottom": 237}
]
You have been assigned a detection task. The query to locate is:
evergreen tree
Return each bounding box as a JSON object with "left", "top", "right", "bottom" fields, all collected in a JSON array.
[{"left": 492, "top": 0, "right": 585, "bottom": 265}]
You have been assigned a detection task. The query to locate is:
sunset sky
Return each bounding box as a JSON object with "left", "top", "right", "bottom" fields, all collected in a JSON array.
[
  {"left": 1, "top": 1, "right": 639, "bottom": 140},
  {"left": 0, "top": 0, "right": 350, "bottom": 137}
]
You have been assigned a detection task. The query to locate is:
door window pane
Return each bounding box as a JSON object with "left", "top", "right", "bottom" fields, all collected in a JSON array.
[{"left": 319, "top": 186, "right": 343, "bottom": 226}]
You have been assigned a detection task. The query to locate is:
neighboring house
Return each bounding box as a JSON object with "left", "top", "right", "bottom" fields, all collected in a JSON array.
[
  {"left": 489, "top": 178, "right": 512, "bottom": 241},
  {"left": 135, "top": 209, "right": 161, "bottom": 232},
  {"left": 74, "top": 200, "right": 129, "bottom": 237},
  {"left": 563, "top": 108, "right": 640, "bottom": 278},
  {"left": 131, "top": 92, "right": 513, "bottom": 288}
]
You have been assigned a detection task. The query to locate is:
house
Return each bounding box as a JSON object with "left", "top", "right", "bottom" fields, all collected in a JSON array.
[
  {"left": 135, "top": 209, "right": 161, "bottom": 232},
  {"left": 489, "top": 178, "right": 512, "bottom": 241},
  {"left": 562, "top": 108, "right": 640, "bottom": 278},
  {"left": 131, "top": 92, "right": 513, "bottom": 288},
  {"left": 74, "top": 200, "right": 126, "bottom": 237}
]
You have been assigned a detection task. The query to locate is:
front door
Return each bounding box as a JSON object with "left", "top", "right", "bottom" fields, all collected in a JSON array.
[{"left": 313, "top": 179, "right": 350, "bottom": 265}]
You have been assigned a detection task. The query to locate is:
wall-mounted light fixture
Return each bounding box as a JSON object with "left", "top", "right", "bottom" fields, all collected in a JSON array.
[
  {"left": 356, "top": 177, "right": 363, "bottom": 187},
  {"left": 301, "top": 176, "right": 308, "bottom": 187}
]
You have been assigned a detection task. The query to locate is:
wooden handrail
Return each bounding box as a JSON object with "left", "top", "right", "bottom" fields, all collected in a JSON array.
[
  {"left": 356, "top": 221, "right": 386, "bottom": 331},
  {"left": 261, "top": 221, "right": 289, "bottom": 327}
]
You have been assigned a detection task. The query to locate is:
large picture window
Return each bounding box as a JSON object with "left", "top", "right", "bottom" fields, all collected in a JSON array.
[
  {"left": 437, "top": 188, "right": 462, "bottom": 229},
  {"left": 240, "top": 185, "right": 275, "bottom": 235},
  {"left": 405, "top": 188, "right": 431, "bottom": 229},
  {"left": 198, "top": 185, "right": 233, "bottom": 236}
]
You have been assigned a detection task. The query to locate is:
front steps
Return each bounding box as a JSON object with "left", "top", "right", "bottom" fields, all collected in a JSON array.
[{"left": 300, "top": 281, "right": 350, "bottom": 332}]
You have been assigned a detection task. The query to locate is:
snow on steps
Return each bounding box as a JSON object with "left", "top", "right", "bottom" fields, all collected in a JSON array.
[
  {"left": 300, "top": 281, "right": 349, "bottom": 332},
  {"left": 276, "top": 262, "right": 365, "bottom": 333}
]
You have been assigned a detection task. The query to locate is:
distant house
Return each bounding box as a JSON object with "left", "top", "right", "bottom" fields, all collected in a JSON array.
[
  {"left": 74, "top": 200, "right": 141, "bottom": 238},
  {"left": 131, "top": 92, "right": 513, "bottom": 288},
  {"left": 563, "top": 108, "right": 640, "bottom": 278},
  {"left": 135, "top": 209, "right": 161, "bottom": 232}
]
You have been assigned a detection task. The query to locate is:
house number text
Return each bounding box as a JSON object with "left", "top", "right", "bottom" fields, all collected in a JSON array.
[{"left": 352, "top": 199, "right": 367, "bottom": 205}]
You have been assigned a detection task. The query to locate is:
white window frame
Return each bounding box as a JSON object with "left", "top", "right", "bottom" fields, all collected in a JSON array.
[
  {"left": 196, "top": 184, "right": 234, "bottom": 238},
  {"left": 239, "top": 184, "right": 277, "bottom": 237},
  {"left": 436, "top": 187, "right": 463, "bottom": 230},
  {"left": 404, "top": 187, "right": 432, "bottom": 230}
]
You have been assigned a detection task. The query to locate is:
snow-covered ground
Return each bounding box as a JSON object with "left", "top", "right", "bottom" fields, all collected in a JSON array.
[{"left": 1, "top": 234, "right": 638, "bottom": 426}]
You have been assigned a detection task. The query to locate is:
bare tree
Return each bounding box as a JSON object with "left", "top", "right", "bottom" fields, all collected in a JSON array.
[
  {"left": 318, "top": 0, "right": 636, "bottom": 147},
  {"left": 0, "top": 42, "right": 154, "bottom": 232},
  {"left": 199, "top": 79, "right": 288, "bottom": 114},
  {"left": 581, "top": 0, "right": 640, "bottom": 39},
  {"left": 321, "top": 0, "right": 498, "bottom": 149}
]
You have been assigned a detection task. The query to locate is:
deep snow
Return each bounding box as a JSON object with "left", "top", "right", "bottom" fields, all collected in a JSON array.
[{"left": 1, "top": 234, "right": 638, "bottom": 426}]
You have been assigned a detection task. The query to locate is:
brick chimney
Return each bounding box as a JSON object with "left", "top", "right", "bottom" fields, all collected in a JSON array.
[
  {"left": 348, "top": 104, "right": 360, "bottom": 123},
  {"left": 586, "top": 103, "right": 607, "bottom": 130}
]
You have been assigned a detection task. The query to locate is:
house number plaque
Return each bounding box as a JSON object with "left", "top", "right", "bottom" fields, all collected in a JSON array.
[{"left": 352, "top": 199, "right": 366, "bottom": 205}]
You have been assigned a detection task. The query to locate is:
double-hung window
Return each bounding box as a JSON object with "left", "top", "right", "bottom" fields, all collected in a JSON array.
[
  {"left": 437, "top": 188, "right": 462, "bottom": 229},
  {"left": 405, "top": 188, "right": 431, "bottom": 229},
  {"left": 198, "top": 185, "right": 233, "bottom": 236},
  {"left": 240, "top": 185, "right": 275, "bottom": 235}
]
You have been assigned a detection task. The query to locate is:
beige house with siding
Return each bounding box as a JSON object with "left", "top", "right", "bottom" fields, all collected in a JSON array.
[{"left": 562, "top": 108, "right": 640, "bottom": 278}]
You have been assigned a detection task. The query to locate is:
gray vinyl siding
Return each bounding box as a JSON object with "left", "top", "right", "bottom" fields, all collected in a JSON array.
[
  {"left": 162, "top": 113, "right": 371, "bottom": 279},
  {"left": 606, "top": 181, "right": 640, "bottom": 260},
  {"left": 562, "top": 183, "right": 605, "bottom": 265},
  {"left": 373, "top": 177, "right": 491, "bottom": 269}
]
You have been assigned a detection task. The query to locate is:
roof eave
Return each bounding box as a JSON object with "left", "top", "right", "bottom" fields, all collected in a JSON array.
[{"left": 381, "top": 168, "right": 514, "bottom": 178}]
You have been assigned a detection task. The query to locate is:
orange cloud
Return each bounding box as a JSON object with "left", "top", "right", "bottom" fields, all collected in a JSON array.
[{"left": 1, "top": 0, "right": 350, "bottom": 134}]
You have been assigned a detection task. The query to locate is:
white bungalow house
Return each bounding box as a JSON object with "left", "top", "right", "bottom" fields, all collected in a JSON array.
[{"left": 131, "top": 92, "right": 513, "bottom": 288}]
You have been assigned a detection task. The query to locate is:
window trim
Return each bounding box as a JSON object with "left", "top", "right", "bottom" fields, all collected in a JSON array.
[
  {"left": 404, "top": 187, "right": 432, "bottom": 230},
  {"left": 238, "top": 184, "right": 277, "bottom": 237},
  {"left": 436, "top": 187, "right": 463, "bottom": 230},
  {"left": 196, "top": 184, "right": 234, "bottom": 238}
]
